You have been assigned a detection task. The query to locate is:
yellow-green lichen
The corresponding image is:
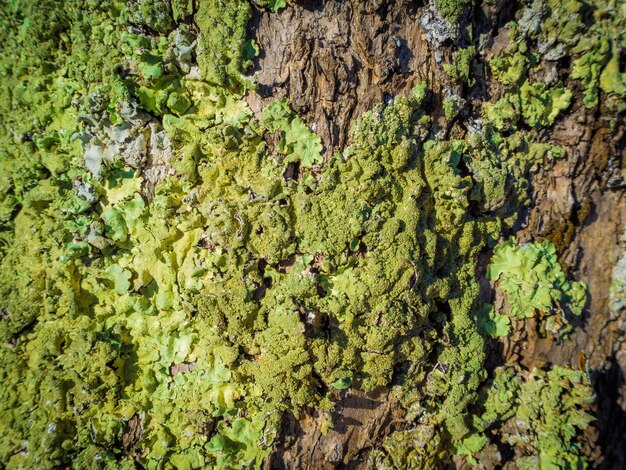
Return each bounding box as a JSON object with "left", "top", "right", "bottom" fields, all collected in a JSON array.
[
  {"left": 488, "top": 238, "right": 587, "bottom": 336},
  {"left": 435, "top": 0, "right": 472, "bottom": 23},
  {"left": 444, "top": 46, "right": 477, "bottom": 86},
  {"left": 0, "top": 0, "right": 606, "bottom": 468}
]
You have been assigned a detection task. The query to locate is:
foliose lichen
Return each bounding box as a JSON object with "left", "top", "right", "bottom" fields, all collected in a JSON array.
[
  {"left": 488, "top": 238, "right": 587, "bottom": 337},
  {"left": 0, "top": 0, "right": 612, "bottom": 468}
]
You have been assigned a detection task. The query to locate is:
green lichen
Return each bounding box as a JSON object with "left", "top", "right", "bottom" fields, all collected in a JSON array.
[
  {"left": 485, "top": 50, "right": 572, "bottom": 130},
  {"left": 368, "top": 425, "right": 445, "bottom": 468},
  {"left": 255, "top": 0, "right": 287, "bottom": 12},
  {"left": 501, "top": 0, "right": 626, "bottom": 111},
  {"left": 195, "top": 0, "right": 254, "bottom": 89},
  {"left": 128, "top": 0, "right": 175, "bottom": 34},
  {"left": 504, "top": 366, "right": 595, "bottom": 469},
  {"left": 489, "top": 48, "right": 532, "bottom": 86},
  {"left": 488, "top": 238, "right": 587, "bottom": 336},
  {"left": 260, "top": 99, "right": 323, "bottom": 168},
  {"left": 443, "top": 95, "right": 463, "bottom": 121},
  {"left": 0, "top": 0, "right": 606, "bottom": 468},
  {"left": 375, "top": 364, "right": 594, "bottom": 467},
  {"left": 475, "top": 304, "right": 511, "bottom": 338},
  {"left": 520, "top": 81, "right": 572, "bottom": 129},
  {"left": 435, "top": 0, "right": 472, "bottom": 23},
  {"left": 443, "top": 46, "right": 477, "bottom": 86}
]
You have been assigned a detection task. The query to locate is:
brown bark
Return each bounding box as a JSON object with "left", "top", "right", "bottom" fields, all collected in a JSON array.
[
  {"left": 246, "top": 0, "right": 440, "bottom": 155},
  {"left": 263, "top": 388, "right": 404, "bottom": 469}
]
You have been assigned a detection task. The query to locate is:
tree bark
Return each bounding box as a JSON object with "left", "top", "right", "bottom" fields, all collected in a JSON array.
[{"left": 248, "top": 1, "right": 626, "bottom": 467}]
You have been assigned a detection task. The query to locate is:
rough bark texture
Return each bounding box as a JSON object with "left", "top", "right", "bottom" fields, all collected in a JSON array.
[
  {"left": 264, "top": 389, "right": 404, "bottom": 469},
  {"left": 246, "top": 0, "right": 440, "bottom": 155},
  {"left": 248, "top": 1, "right": 626, "bottom": 468},
  {"left": 491, "top": 102, "right": 626, "bottom": 469}
]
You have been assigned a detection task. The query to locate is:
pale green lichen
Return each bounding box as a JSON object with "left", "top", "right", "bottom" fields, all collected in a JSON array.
[
  {"left": 484, "top": 60, "right": 572, "bottom": 130},
  {"left": 475, "top": 303, "right": 511, "bottom": 337},
  {"left": 502, "top": 0, "right": 626, "bottom": 111},
  {"left": 374, "top": 364, "right": 594, "bottom": 467},
  {"left": 195, "top": 0, "right": 254, "bottom": 90},
  {"left": 435, "top": 0, "right": 472, "bottom": 23},
  {"left": 260, "top": 99, "right": 323, "bottom": 168},
  {"left": 443, "top": 95, "right": 463, "bottom": 120},
  {"left": 488, "top": 238, "right": 587, "bottom": 336},
  {"left": 504, "top": 366, "right": 595, "bottom": 469},
  {"left": 255, "top": 0, "right": 287, "bottom": 13}
]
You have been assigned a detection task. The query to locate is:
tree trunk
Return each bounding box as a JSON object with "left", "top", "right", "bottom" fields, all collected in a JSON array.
[
  {"left": 248, "top": 1, "right": 626, "bottom": 468},
  {"left": 1, "top": 1, "right": 624, "bottom": 468}
]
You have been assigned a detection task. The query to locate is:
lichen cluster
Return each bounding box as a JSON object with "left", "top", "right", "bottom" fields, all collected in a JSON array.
[
  {"left": 371, "top": 365, "right": 595, "bottom": 468},
  {"left": 488, "top": 239, "right": 587, "bottom": 336},
  {"left": 0, "top": 0, "right": 619, "bottom": 468}
]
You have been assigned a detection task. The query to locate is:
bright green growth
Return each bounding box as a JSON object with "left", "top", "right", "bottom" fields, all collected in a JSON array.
[
  {"left": 444, "top": 46, "right": 477, "bottom": 86},
  {"left": 128, "top": 0, "right": 175, "bottom": 33},
  {"left": 377, "top": 364, "right": 593, "bottom": 467},
  {"left": 485, "top": 49, "right": 572, "bottom": 130},
  {"left": 0, "top": 0, "right": 601, "bottom": 467},
  {"left": 443, "top": 95, "right": 463, "bottom": 121},
  {"left": 489, "top": 50, "right": 530, "bottom": 86},
  {"left": 473, "top": 366, "right": 521, "bottom": 431},
  {"left": 195, "top": 0, "right": 254, "bottom": 89},
  {"left": 475, "top": 304, "right": 510, "bottom": 337},
  {"left": 330, "top": 376, "right": 352, "bottom": 390},
  {"left": 435, "top": 0, "right": 472, "bottom": 22},
  {"left": 519, "top": 82, "right": 572, "bottom": 129},
  {"left": 503, "top": 0, "right": 626, "bottom": 111},
  {"left": 446, "top": 131, "right": 563, "bottom": 218},
  {"left": 256, "top": 0, "right": 287, "bottom": 12},
  {"left": 205, "top": 415, "right": 270, "bottom": 468},
  {"left": 558, "top": 0, "right": 626, "bottom": 110},
  {"left": 369, "top": 425, "right": 445, "bottom": 468},
  {"left": 454, "top": 434, "right": 489, "bottom": 465},
  {"left": 0, "top": 20, "right": 498, "bottom": 460},
  {"left": 504, "top": 366, "right": 595, "bottom": 469},
  {"left": 488, "top": 238, "right": 587, "bottom": 336},
  {"left": 261, "top": 100, "right": 324, "bottom": 168},
  {"left": 573, "top": 35, "right": 626, "bottom": 110}
]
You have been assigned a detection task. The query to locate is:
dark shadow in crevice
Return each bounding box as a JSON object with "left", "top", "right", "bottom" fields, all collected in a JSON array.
[{"left": 592, "top": 357, "right": 626, "bottom": 469}]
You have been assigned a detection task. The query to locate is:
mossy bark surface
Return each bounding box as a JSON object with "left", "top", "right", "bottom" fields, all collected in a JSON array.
[
  {"left": 0, "top": 1, "right": 624, "bottom": 468},
  {"left": 249, "top": 1, "right": 626, "bottom": 467}
]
